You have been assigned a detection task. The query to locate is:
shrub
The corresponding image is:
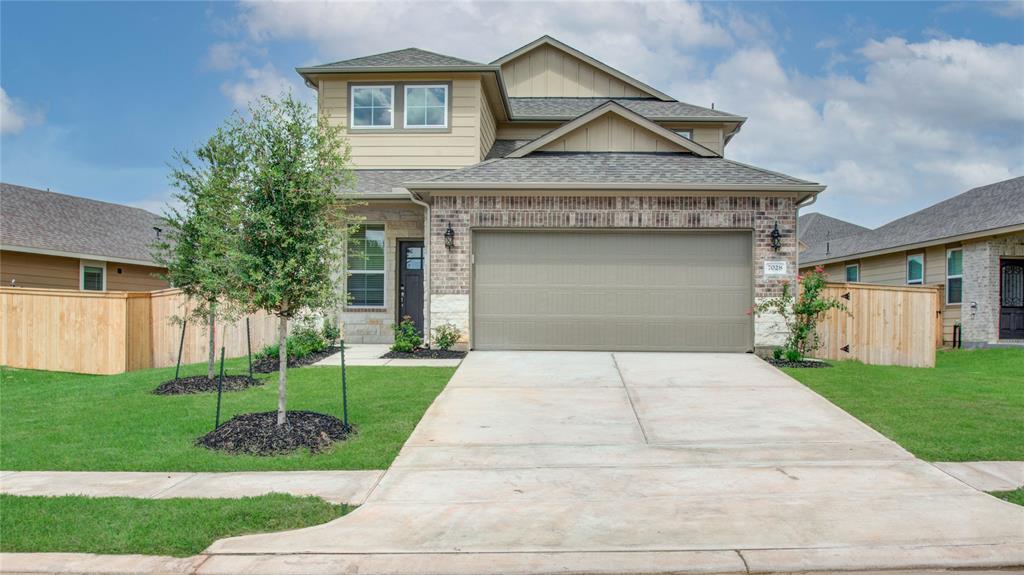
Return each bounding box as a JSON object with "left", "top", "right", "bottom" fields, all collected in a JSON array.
[
  {"left": 752, "top": 267, "right": 848, "bottom": 362},
  {"left": 391, "top": 316, "right": 422, "bottom": 353},
  {"left": 772, "top": 347, "right": 784, "bottom": 361},
  {"left": 783, "top": 346, "right": 802, "bottom": 362},
  {"left": 432, "top": 323, "right": 461, "bottom": 351},
  {"left": 255, "top": 320, "right": 328, "bottom": 360},
  {"left": 322, "top": 322, "right": 340, "bottom": 345}
]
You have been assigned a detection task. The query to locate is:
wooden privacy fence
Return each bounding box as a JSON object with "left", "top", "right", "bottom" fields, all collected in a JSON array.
[
  {"left": 810, "top": 282, "right": 941, "bottom": 368},
  {"left": 1, "top": 287, "right": 279, "bottom": 375}
]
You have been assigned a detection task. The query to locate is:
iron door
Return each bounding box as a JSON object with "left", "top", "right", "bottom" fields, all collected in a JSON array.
[
  {"left": 999, "top": 259, "right": 1024, "bottom": 340},
  {"left": 399, "top": 241, "right": 425, "bottom": 334}
]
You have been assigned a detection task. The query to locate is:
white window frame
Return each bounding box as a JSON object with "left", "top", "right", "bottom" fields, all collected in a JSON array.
[
  {"left": 350, "top": 85, "right": 394, "bottom": 129},
  {"left": 946, "top": 248, "right": 963, "bottom": 305},
  {"left": 346, "top": 224, "right": 386, "bottom": 309},
  {"left": 674, "top": 129, "right": 693, "bottom": 140},
  {"left": 403, "top": 84, "right": 448, "bottom": 129},
  {"left": 80, "top": 260, "right": 106, "bottom": 291},
  {"left": 906, "top": 253, "right": 924, "bottom": 285},
  {"left": 845, "top": 263, "right": 860, "bottom": 283}
]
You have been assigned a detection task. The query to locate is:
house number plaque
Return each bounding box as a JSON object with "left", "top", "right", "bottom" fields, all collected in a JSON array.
[{"left": 764, "top": 261, "right": 787, "bottom": 275}]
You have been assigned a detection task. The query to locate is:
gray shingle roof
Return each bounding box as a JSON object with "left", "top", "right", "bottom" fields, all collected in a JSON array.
[
  {"left": 798, "top": 213, "right": 869, "bottom": 245},
  {"left": 349, "top": 170, "right": 453, "bottom": 196},
  {"left": 1, "top": 183, "right": 165, "bottom": 264},
  {"left": 509, "top": 97, "right": 742, "bottom": 120},
  {"left": 410, "top": 153, "right": 818, "bottom": 187},
  {"left": 484, "top": 139, "right": 532, "bottom": 160},
  {"left": 801, "top": 176, "right": 1024, "bottom": 264},
  {"left": 306, "top": 48, "right": 485, "bottom": 71}
]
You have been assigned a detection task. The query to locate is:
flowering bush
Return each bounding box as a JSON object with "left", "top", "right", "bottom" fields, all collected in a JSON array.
[{"left": 753, "top": 267, "right": 848, "bottom": 361}]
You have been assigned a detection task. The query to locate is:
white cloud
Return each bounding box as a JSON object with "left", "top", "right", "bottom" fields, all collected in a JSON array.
[
  {"left": 0, "top": 87, "right": 43, "bottom": 134},
  {"left": 205, "top": 42, "right": 248, "bottom": 71},
  {"left": 219, "top": 62, "right": 302, "bottom": 109}
]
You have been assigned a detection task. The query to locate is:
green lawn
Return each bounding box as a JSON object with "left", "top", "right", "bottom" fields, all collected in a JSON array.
[
  {"left": 783, "top": 348, "right": 1024, "bottom": 462},
  {"left": 0, "top": 494, "right": 348, "bottom": 556},
  {"left": 991, "top": 489, "right": 1024, "bottom": 506},
  {"left": 0, "top": 359, "right": 454, "bottom": 471}
]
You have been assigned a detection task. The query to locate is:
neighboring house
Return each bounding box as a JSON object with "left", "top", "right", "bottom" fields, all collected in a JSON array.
[
  {"left": 797, "top": 212, "right": 869, "bottom": 254},
  {"left": 306, "top": 35, "right": 825, "bottom": 352},
  {"left": 799, "top": 177, "right": 1024, "bottom": 347},
  {"left": 0, "top": 183, "right": 168, "bottom": 292}
]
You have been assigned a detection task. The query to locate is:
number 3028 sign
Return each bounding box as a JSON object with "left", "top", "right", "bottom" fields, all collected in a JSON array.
[{"left": 763, "top": 261, "right": 788, "bottom": 275}]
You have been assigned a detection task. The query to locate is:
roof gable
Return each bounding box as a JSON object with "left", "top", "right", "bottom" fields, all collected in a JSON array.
[
  {"left": 508, "top": 102, "right": 719, "bottom": 158},
  {"left": 492, "top": 35, "right": 673, "bottom": 101}
]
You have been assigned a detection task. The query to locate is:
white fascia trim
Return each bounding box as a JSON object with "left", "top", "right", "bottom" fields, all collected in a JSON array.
[{"left": 0, "top": 244, "right": 158, "bottom": 267}]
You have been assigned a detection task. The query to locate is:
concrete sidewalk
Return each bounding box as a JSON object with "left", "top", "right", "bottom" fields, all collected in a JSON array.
[
  {"left": 311, "top": 344, "right": 462, "bottom": 367},
  {"left": 0, "top": 470, "right": 383, "bottom": 504},
  {"left": 934, "top": 461, "right": 1024, "bottom": 492}
]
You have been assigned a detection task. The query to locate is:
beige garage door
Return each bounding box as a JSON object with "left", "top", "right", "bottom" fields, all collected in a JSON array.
[{"left": 472, "top": 230, "right": 753, "bottom": 352}]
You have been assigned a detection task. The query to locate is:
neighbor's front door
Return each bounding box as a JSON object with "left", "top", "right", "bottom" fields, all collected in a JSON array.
[
  {"left": 398, "top": 241, "right": 425, "bottom": 335},
  {"left": 1000, "top": 259, "right": 1024, "bottom": 340}
]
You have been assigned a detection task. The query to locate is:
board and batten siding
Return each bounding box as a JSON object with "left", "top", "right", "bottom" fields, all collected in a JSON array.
[
  {"left": 539, "top": 113, "right": 686, "bottom": 153},
  {"left": 501, "top": 43, "right": 654, "bottom": 98},
  {"left": 319, "top": 73, "right": 485, "bottom": 168},
  {"left": 661, "top": 123, "right": 725, "bottom": 156}
]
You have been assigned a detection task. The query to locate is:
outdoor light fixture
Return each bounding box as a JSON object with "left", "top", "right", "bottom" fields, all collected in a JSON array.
[
  {"left": 770, "top": 221, "right": 782, "bottom": 251},
  {"left": 444, "top": 222, "right": 455, "bottom": 250}
]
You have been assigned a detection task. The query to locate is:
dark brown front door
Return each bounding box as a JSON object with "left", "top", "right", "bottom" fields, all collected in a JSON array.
[
  {"left": 398, "top": 241, "right": 425, "bottom": 334},
  {"left": 1000, "top": 259, "right": 1024, "bottom": 340}
]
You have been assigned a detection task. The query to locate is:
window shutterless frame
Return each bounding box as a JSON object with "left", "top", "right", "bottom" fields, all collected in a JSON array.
[
  {"left": 80, "top": 260, "right": 106, "bottom": 291},
  {"left": 845, "top": 263, "right": 860, "bottom": 282},
  {"left": 346, "top": 224, "right": 387, "bottom": 309},
  {"left": 906, "top": 253, "right": 924, "bottom": 285},
  {"left": 403, "top": 84, "right": 448, "bottom": 129},
  {"left": 946, "top": 248, "right": 963, "bottom": 305},
  {"left": 349, "top": 85, "right": 394, "bottom": 129}
]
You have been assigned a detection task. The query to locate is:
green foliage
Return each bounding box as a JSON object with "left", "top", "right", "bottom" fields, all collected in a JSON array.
[
  {"left": 772, "top": 347, "right": 784, "bottom": 361},
  {"left": 322, "top": 322, "right": 340, "bottom": 345},
  {"left": 255, "top": 320, "right": 328, "bottom": 361},
  {"left": 432, "top": 323, "right": 461, "bottom": 351},
  {"left": 391, "top": 317, "right": 422, "bottom": 353},
  {"left": 753, "top": 267, "right": 848, "bottom": 361}
]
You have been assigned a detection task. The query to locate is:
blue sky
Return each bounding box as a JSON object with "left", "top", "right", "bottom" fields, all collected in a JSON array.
[{"left": 2, "top": 1, "right": 1022, "bottom": 226}]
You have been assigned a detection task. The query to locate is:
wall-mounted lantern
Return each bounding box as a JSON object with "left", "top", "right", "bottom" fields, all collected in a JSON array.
[
  {"left": 444, "top": 222, "right": 455, "bottom": 250},
  {"left": 770, "top": 221, "right": 782, "bottom": 252}
]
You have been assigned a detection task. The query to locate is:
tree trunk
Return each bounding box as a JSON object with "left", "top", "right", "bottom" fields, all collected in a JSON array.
[
  {"left": 207, "top": 305, "right": 216, "bottom": 380},
  {"left": 277, "top": 315, "right": 288, "bottom": 426}
]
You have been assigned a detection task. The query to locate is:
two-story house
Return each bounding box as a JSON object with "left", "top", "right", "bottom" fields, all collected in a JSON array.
[{"left": 301, "top": 35, "right": 825, "bottom": 353}]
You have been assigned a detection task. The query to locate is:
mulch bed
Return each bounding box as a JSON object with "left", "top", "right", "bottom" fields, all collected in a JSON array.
[
  {"left": 252, "top": 346, "right": 341, "bottom": 373},
  {"left": 153, "top": 375, "right": 262, "bottom": 395},
  {"left": 767, "top": 359, "right": 832, "bottom": 368},
  {"left": 381, "top": 348, "right": 467, "bottom": 360},
  {"left": 195, "top": 410, "right": 353, "bottom": 456}
]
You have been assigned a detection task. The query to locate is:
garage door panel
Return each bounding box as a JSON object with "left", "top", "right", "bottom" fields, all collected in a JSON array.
[{"left": 473, "top": 230, "right": 752, "bottom": 352}]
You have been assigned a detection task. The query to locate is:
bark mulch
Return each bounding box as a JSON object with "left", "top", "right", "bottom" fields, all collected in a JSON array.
[
  {"left": 251, "top": 346, "right": 341, "bottom": 374},
  {"left": 767, "top": 359, "right": 832, "bottom": 368},
  {"left": 381, "top": 349, "right": 467, "bottom": 359},
  {"left": 153, "top": 375, "right": 262, "bottom": 395},
  {"left": 195, "top": 410, "right": 353, "bottom": 456}
]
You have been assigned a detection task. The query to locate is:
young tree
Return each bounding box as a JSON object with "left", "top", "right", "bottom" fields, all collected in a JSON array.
[
  {"left": 154, "top": 127, "right": 245, "bottom": 380},
  {"left": 234, "top": 93, "right": 355, "bottom": 425}
]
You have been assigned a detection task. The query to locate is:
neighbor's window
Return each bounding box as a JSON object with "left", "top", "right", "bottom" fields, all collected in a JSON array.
[
  {"left": 845, "top": 264, "right": 860, "bottom": 282},
  {"left": 404, "top": 85, "right": 448, "bottom": 128},
  {"left": 351, "top": 86, "right": 394, "bottom": 128},
  {"left": 946, "top": 248, "right": 963, "bottom": 304},
  {"left": 907, "top": 254, "right": 924, "bottom": 285},
  {"left": 674, "top": 129, "right": 693, "bottom": 140},
  {"left": 347, "top": 225, "right": 385, "bottom": 307},
  {"left": 81, "top": 262, "right": 105, "bottom": 291}
]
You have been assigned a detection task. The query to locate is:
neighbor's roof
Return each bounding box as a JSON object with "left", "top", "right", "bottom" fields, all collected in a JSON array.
[
  {"left": 300, "top": 48, "right": 488, "bottom": 72},
  {"left": 801, "top": 176, "right": 1024, "bottom": 265},
  {"left": 509, "top": 97, "right": 742, "bottom": 121},
  {"left": 798, "top": 212, "right": 870, "bottom": 245},
  {"left": 406, "top": 153, "right": 821, "bottom": 189},
  {"left": 0, "top": 182, "right": 165, "bottom": 265}
]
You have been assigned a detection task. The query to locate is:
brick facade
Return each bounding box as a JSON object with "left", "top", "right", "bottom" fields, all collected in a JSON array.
[
  {"left": 428, "top": 193, "right": 799, "bottom": 349},
  {"left": 962, "top": 233, "right": 1024, "bottom": 346}
]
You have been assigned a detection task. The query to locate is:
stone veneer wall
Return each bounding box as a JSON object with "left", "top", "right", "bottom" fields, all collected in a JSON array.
[
  {"left": 338, "top": 204, "right": 425, "bottom": 344},
  {"left": 962, "top": 233, "right": 1024, "bottom": 346},
  {"left": 429, "top": 193, "right": 799, "bottom": 350}
]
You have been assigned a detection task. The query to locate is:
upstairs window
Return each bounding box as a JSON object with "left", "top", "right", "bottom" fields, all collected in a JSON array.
[
  {"left": 404, "top": 85, "right": 448, "bottom": 128},
  {"left": 351, "top": 86, "right": 394, "bottom": 128},
  {"left": 845, "top": 264, "right": 860, "bottom": 282},
  {"left": 907, "top": 254, "right": 924, "bottom": 285},
  {"left": 347, "top": 225, "right": 385, "bottom": 307},
  {"left": 674, "top": 129, "right": 693, "bottom": 140},
  {"left": 80, "top": 261, "right": 105, "bottom": 291},
  {"left": 946, "top": 248, "right": 963, "bottom": 304}
]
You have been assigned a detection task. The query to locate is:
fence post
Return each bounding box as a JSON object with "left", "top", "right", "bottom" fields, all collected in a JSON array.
[{"left": 174, "top": 319, "right": 187, "bottom": 381}]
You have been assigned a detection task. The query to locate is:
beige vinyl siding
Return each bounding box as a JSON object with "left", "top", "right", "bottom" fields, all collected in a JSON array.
[
  {"left": 479, "top": 90, "right": 496, "bottom": 159},
  {"left": 495, "top": 123, "right": 560, "bottom": 140},
  {"left": 660, "top": 123, "right": 725, "bottom": 156},
  {"left": 320, "top": 73, "right": 484, "bottom": 168},
  {"left": 538, "top": 113, "right": 686, "bottom": 153},
  {"left": 106, "top": 262, "right": 168, "bottom": 291},
  {"left": 501, "top": 44, "right": 654, "bottom": 98},
  {"left": 0, "top": 250, "right": 167, "bottom": 292}
]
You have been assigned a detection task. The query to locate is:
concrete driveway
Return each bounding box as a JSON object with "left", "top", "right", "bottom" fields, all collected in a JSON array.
[{"left": 203, "top": 352, "right": 1024, "bottom": 574}]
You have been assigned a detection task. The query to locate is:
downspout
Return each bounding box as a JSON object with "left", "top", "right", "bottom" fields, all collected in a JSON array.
[
  {"left": 407, "top": 189, "right": 432, "bottom": 344},
  {"left": 795, "top": 193, "right": 819, "bottom": 272}
]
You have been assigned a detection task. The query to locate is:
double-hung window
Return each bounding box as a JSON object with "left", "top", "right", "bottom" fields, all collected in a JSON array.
[
  {"left": 347, "top": 225, "right": 385, "bottom": 307},
  {"left": 845, "top": 263, "right": 860, "bottom": 282},
  {"left": 404, "top": 85, "right": 448, "bottom": 128},
  {"left": 946, "top": 248, "right": 963, "bottom": 304},
  {"left": 906, "top": 254, "right": 924, "bottom": 285},
  {"left": 351, "top": 86, "right": 394, "bottom": 129},
  {"left": 80, "top": 260, "right": 105, "bottom": 291}
]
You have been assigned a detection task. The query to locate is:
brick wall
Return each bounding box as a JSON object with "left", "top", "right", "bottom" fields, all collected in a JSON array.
[
  {"left": 429, "top": 193, "right": 799, "bottom": 349},
  {"left": 962, "top": 233, "right": 1024, "bottom": 346}
]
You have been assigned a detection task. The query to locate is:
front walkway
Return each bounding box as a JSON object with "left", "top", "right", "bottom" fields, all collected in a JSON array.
[{"left": 202, "top": 352, "right": 1024, "bottom": 574}]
